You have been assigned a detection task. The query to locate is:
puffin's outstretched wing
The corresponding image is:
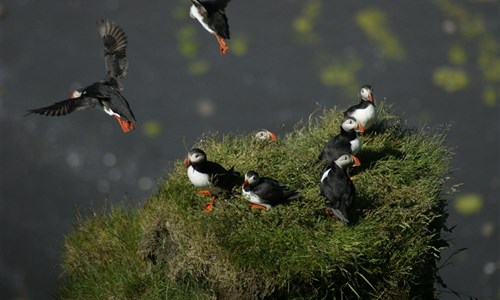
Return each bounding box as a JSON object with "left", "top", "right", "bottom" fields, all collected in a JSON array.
[
  {"left": 97, "top": 19, "right": 128, "bottom": 81},
  {"left": 25, "top": 96, "right": 99, "bottom": 117}
]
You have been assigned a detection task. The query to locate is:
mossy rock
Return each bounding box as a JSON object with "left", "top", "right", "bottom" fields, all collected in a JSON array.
[{"left": 61, "top": 104, "right": 451, "bottom": 299}]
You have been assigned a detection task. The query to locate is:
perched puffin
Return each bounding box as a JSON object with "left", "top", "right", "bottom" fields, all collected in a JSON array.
[
  {"left": 318, "top": 117, "right": 363, "bottom": 164},
  {"left": 320, "top": 154, "right": 361, "bottom": 224},
  {"left": 189, "top": 0, "right": 231, "bottom": 55},
  {"left": 185, "top": 148, "right": 243, "bottom": 210},
  {"left": 255, "top": 129, "right": 277, "bottom": 141},
  {"left": 26, "top": 20, "right": 136, "bottom": 133},
  {"left": 343, "top": 85, "right": 376, "bottom": 131},
  {"left": 242, "top": 171, "right": 301, "bottom": 209}
]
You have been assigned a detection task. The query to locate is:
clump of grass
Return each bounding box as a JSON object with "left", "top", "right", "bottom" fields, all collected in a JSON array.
[{"left": 60, "top": 104, "right": 452, "bottom": 299}]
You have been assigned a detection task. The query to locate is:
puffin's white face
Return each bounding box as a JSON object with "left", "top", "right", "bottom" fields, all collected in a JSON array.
[
  {"left": 243, "top": 171, "right": 260, "bottom": 188},
  {"left": 359, "top": 87, "right": 373, "bottom": 102},
  {"left": 255, "top": 130, "right": 277, "bottom": 141},
  {"left": 187, "top": 149, "right": 206, "bottom": 165},
  {"left": 70, "top": 90, "right": 83, "bottom": 99},
  {"left": 341, "top": 118, "right": 364, "bottom": 133},
  {"left": 341, "top": 118, "right": 358, "bottom": 132},
  {"left": 334, "top": 154, "right": 361, "bottom": 169}
]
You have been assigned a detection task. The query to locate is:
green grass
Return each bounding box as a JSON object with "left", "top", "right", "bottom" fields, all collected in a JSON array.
[{"left": 60, "top": 104, "right": 452, "bottom": 299}]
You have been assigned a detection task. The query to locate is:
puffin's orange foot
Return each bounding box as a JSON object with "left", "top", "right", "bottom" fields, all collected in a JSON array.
[
  {"left": 197, "top": 190, "right": 211, "bottom": 197},
  {"left": 325, "top": 209, "right": 334, "bottom": 217},
  {"left": 219, "top": 44, "right": 229, "bottom": 55},
  {"left": 215, "top": 34, "right": 229, "bottom": 55},
  {"left": 203, "top": 200, "right": 215, "bottom": 212},
  {"left": 250, "top": 204, "right": 267, "bottom": 210},
  {"left": 113, "top": 115, "right": 134, "bottom": 133}
]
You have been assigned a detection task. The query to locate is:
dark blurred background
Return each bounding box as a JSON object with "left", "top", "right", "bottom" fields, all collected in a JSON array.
[{"left": 1, "top": 0, "right": 498, "bottom": 299}]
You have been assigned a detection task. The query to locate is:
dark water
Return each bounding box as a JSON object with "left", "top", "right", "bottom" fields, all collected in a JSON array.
[{"left": 2, "top": 1, "right": 499, "bottom": 299}]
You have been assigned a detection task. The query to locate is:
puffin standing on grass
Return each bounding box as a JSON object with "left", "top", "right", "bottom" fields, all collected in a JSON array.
[
  {"left": 26, "top": 19, "right": 136, "bottom": 133},
  {"left": 343, "top": 85, "right": 376, "bottom": 131},
  {"left": 320, "top": 154, "right": 361, "bottom": 224},
  {"left": 242, "top": 171, "right": 301, "bottom": 209},
  {"left": 318, "top": 117, "right": 363, "bottom": 165},
  {"left": 185, "top": 148, "right": 243, "bottom": 211},
  {"left": 189, "top": 0, "right": 231, "bottom": 55}
]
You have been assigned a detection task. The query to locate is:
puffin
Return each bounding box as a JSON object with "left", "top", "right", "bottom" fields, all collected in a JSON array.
[
  {"left": 320, "top": 154, "right": 361, "bottom": 224},
  {"left": 26, "top": 19, "right": 136, "bottom": 133},
  {"left": 242, "top": 171, "right": 301, "bottom": 209},
  {"left": 343, "top": 85, "right": 376, "bottom": 131},
  {"left": 185, "top": 148, "right": 243, "bottom": 211},
  {"left": 189, "top": 0, "right": 231, "bottom": 55},
  {"left": 318, "top": 117, "right": 363, "bottom": 164},
  {"left": 255, "top": 129, "right": 277, "bottom": 141}
]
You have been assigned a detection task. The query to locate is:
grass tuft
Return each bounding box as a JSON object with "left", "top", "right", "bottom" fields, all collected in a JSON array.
[{"left": 60, "top": 104, "right": 452, "bottom": 299}]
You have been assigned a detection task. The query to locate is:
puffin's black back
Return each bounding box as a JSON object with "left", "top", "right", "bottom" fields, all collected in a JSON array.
[
  {"left": 247, "top": 177, "right": 301, "bottom": 205},
  {"left": 85, "top": 81, "right": 136, "bottom": 122},
  {"left": 215, "top": 166, "right": 244, "bottom": 191},
  {"left": 319, "top": 127, "right": 357, "bottom": 164},
  {"left": 320, "top": 164, "right": 355, "bottom": 218}
]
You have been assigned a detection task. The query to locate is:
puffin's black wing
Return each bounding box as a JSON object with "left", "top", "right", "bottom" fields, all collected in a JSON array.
[
  {"left": 254, "top": 178, "right": 301, "bottom": 204},
  {"left": 26, "top": 96, "right": 99, "bottom": 117},
  {"left": 97, "top": 19, "right": 128, "bottom": 81},
  {"left": 102, "top": 87, "right": 136, "bottom": 122}
]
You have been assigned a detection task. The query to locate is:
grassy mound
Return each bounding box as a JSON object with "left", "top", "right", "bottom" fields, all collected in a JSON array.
[{"left": 60, "top": 104, "right": 451, "bottom": 299}]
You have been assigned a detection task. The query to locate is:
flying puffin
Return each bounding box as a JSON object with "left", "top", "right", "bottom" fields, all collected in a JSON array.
[
  {"left": 189, "top": 0, "right": 231, "bottom": 55},
  {"left": 343, "top": 85, "right": 376, "bottom": 131},
  {"left": 26, "top": 19, "right": 136, "bottom": 133},
  {"left": 255, "top": 129, "right": 277, "bottom": 141},
  {"left": 318, "top": 117, "right": 363, "bottom": 164},
  {"left": 242, "top": 171, "right": 301, "bottom": 209},
  {"left": 185, "top": 148, "right": 243, "bottom": 211},
  {"left": 320, "top": 154, "right": 361, "bottom": 224}
]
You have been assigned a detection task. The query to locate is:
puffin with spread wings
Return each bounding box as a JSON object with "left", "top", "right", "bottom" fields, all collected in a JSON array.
[{"left": 26, "top": 19, "right": 136, "bottom": 133}]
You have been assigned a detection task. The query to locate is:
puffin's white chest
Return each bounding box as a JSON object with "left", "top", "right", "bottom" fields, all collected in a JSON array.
[
  {"left": 350, "top": 105, "right": 376, "bottom": 129},
  {"left": 320, "top": 168, "right": 332, "bottom": 183},
  {"left": 187, "top": 165, "right": 211, "bottom": 187},
  {"left": 350, "top": 136, "right": 361, "bottom": 154},
  {"left": 190, "top": 5, "right": 215, "bottom": 34}
]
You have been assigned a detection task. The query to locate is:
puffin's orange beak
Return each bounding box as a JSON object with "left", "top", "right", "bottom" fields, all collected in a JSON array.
[
  {"left": 352, "top": 155, "right": 361, "bottom": 167},
  {"left": 356, "top": 121, "right": 365, "bottom": 133},
  {"left": 184, "top": 158, "right": 189, "bottom": 168},
  {"left": 243, "top": 180, "right": 248, "bottom": 188},
  {"left": 268, "top": 131, "right": 277, "bottom": 141},
  {"left": 369, "top": 93, "right": 374, "bottom": 103}
]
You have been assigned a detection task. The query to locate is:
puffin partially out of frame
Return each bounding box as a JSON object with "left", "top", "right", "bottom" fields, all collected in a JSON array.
[{"left": 189, "top": 0, "right": 231, "bottom": 55}]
